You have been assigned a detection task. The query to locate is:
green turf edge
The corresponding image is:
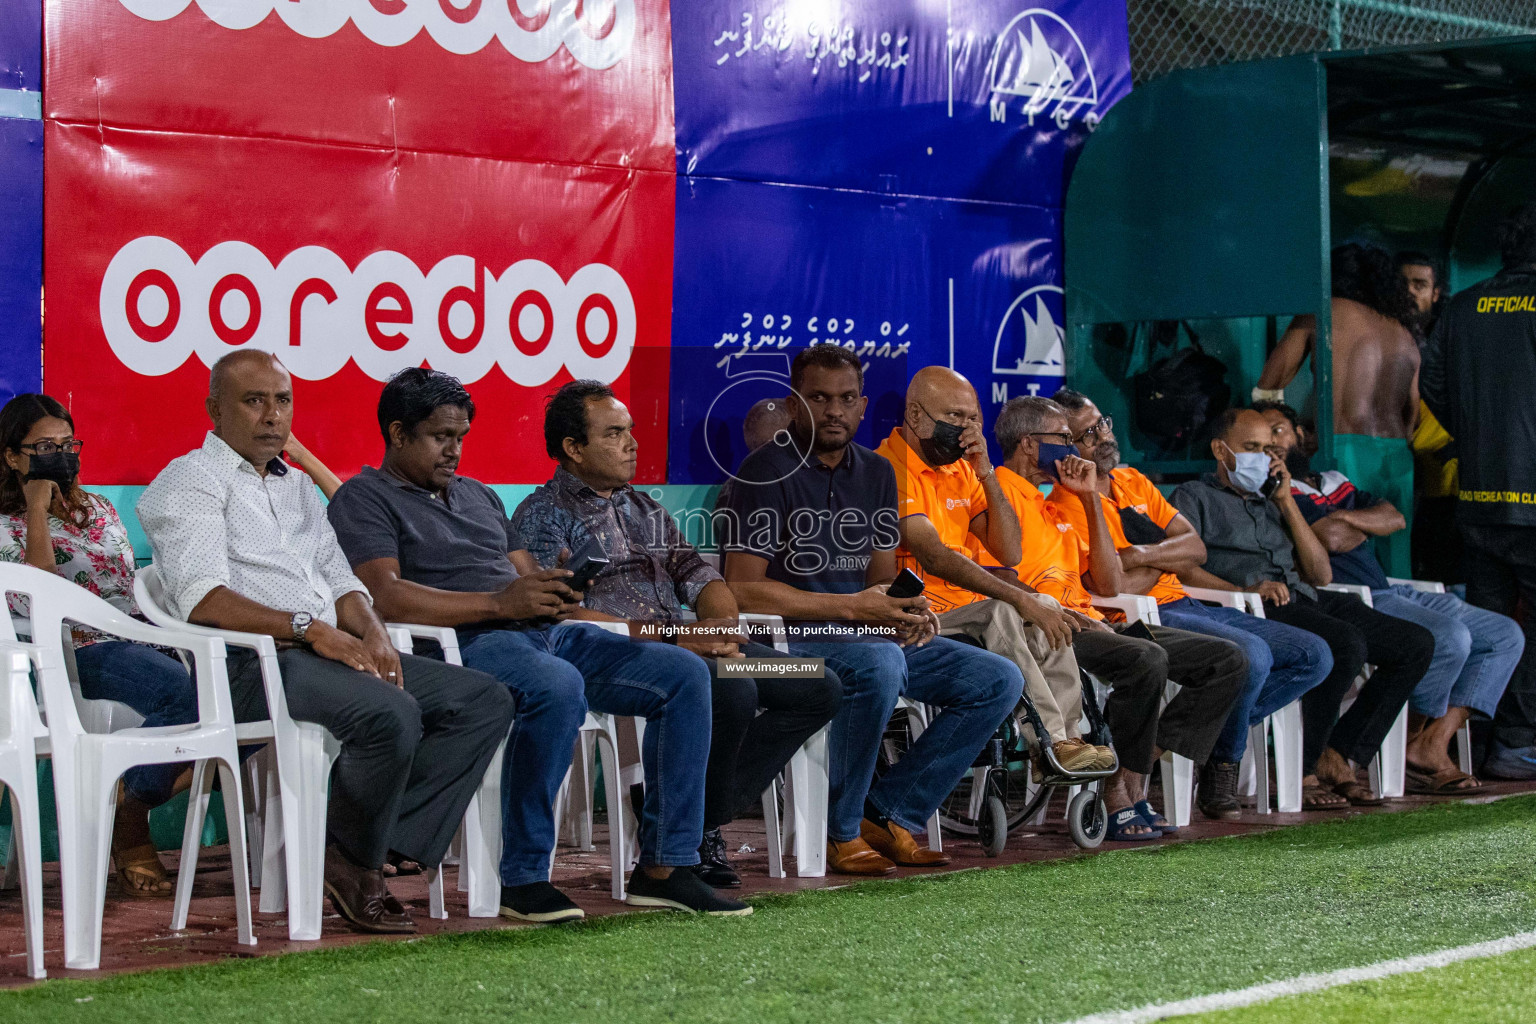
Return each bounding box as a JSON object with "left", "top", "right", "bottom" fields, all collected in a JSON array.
[{"left": 0, "top": 795, "right": 1532, "bottom": 1024}]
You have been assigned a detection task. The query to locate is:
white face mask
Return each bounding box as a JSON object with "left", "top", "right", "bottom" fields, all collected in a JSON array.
[{"left": 1221, "top": 443, "right": 1271, "bottom": 495}]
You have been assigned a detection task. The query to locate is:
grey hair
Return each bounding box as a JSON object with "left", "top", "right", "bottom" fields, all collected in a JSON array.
[{"left": 995, "top": 396, "right": 1067, "bottom": 459}]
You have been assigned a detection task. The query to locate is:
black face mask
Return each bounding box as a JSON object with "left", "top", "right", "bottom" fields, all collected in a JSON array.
[
  {"left": 26, "top": 451, "right": 80, "bottom": 488},
  {"left": 1284, "top": 447, "right": 1312, "bottom": 481},
  {"left": 917, "top": 408, "right": 966, "bottom": 466}
]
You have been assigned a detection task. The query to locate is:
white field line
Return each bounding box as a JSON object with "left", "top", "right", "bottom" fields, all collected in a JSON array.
[{"left": 1060, "top": 929, "right": 1536, "bottom": 1024}]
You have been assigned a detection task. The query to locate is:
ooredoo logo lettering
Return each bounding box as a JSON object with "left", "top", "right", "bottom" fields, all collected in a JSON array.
[
  {"left": 100, "top": 237, "right": 636, "bottom": 385},
  {"left": 117, "top": 0, "right": 636, "bottom": 69}
]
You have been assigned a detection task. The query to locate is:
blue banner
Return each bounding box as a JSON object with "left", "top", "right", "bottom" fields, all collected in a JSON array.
[
  {"left": 0, "top": 116, "right": 42, "bottom": 407},
  {"left": 668, "top": 176, "right": 1064, "bottom": 483},
  {"left": 673, "top": 0, "right": 1131, "bottom": 207},
  {"left": 0, "top": 0, "right": 41, "bottom": 91}
]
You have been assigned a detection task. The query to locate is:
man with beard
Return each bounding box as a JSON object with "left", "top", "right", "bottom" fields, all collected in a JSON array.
[
  {"left": 1255, "top": 242, "right": 1422, "bottom": 577},
  {"left": 1397, "top": 251, "right": 1461, "bottom": 582},
  {"left": 1255, "top": 401, "right": 1524, "bottom": 791},
  {"left": 719, "top": 345, "right": 1026, "bottom": 874},
  {"left": 1049, "top": 389, "right": 1332, "bottom": 818},
  {"left": 875, "top": 366, "right": 1109, "bottom": 775},
  {"left": 975, "top": 397, "right": 1246, "bottom": 834}
]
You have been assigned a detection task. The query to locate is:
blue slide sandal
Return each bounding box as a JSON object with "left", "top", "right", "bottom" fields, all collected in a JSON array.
[
  {"left": 1135, "top": 799, "right": 1179, "bottom": 835},
  {"left": 1106, "top": 806, "right": 1161, "bottom": 842}
]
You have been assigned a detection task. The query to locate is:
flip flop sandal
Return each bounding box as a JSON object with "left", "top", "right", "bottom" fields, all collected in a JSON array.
[
  {"left": 113, "top": 843, "right": 175, "bottom": 899},
  {"left": 1406, "top": 765, "right": 1483, "bottom": 795},
  {"left": 1134, "top": 799, "right": 1179, "bottom": 835},
  {"left": 1105, "top": 806, "right": 1161, "bottom": 842},
  {"left": 1301, "top": 782, "right": 1348, "bottom": 810},
  {"left": 1332, "top": 779, "right": 1386, "bottom": 806}
]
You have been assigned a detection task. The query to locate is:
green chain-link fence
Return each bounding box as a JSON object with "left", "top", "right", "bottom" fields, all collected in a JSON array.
[{"left": 1128, "top": 0, "right": 1536, "bottom": 83}]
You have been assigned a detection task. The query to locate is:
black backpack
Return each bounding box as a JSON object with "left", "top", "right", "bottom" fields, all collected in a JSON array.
[{"left": 1132, "top": 321, "right": 1230, "bottom": 452}]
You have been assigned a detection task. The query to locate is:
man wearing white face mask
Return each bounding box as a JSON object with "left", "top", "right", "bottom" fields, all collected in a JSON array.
[{"left": 1170, "top": 409, "right": 1433, "bottom": 810}]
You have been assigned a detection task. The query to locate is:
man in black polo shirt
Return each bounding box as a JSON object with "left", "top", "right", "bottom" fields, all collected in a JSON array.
[
  {"left": 327, "top": 369, "right": 748, "bottom": 921},
  {"left": 1170, "top": 408, "right": 1432, "bottom": 809},
  {"left": 719, "top": 346, "right": 1025, "bottom": 876}
]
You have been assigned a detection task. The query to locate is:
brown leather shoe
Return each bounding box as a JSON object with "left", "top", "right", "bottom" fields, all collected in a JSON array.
[
  {"left": 827, "top": 837, "right": 897, "bottom": 876},
  {"left": 859, "top": 818, "right": 951, "bottom": 867},
  {"left": 323, "top": 846, "right": 416, "bottom": 934}
]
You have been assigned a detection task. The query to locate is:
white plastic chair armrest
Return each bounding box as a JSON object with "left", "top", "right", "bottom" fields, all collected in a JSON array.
[
  {"left": 576, "top": 619, "right": 631, "bottom": 637},
  {"left": 737, "top": 612, "right": 790, "bottom": 652},
  {"left": 384, "top": 622, "right": 462, "bottom": 663},
  {"left": 1385, "top": 577, "right": 1446, "bottom": 594},
  {"left": 1180, "top": 585, "right": 1246, "bottom": 610},
  {"left": 1089, "top": 594, "right": 1158, "bottom": 625}
]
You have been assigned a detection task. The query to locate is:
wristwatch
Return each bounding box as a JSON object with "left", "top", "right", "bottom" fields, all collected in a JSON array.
[{"left": 290, "top": 611, "right": 314, "bottom": 643}]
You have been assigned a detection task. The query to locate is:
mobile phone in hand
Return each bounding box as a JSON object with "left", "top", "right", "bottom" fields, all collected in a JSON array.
[
  {"left": 565, "top": 557, "right": 610, "bottom": 595},
  {"left": 886, "top": 568, "right": 925, "bottom": 600}
]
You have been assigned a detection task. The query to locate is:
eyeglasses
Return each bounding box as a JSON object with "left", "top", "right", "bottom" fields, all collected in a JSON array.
[
  {"left": 1071, "top": 415, "right": 1113, "bottom": 445},
  {"left": 1028, "top": 432, "right": 1074, "bottom": 446},
  {"left": 18, "top": 440, "right": 83, "bottom": 456}
]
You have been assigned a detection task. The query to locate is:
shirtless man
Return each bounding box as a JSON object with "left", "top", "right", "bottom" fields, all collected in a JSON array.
[{"left": 1254, "top": 242, "right": 1421, "bottom": 577}]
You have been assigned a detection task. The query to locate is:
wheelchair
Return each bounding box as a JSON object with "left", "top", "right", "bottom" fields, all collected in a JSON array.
[{"left": 877, "top": 668, "right": 1118, "bottom": 853}]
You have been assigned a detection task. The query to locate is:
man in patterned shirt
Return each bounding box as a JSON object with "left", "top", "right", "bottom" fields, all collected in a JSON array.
[{"left": 138, "top": 351, "right": 515, "bottom": 935}]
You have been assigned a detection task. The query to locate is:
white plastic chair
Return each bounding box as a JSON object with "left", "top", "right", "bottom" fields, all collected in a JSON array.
[
  {"left": 0, "top": 642, "right": 46, "bottom": 978},
  {"left": 1322, "top": 583, "right": 1408, "bottom": 799},
  {"left": 134, "top": 566, "right": 339, "bottom": 941},
  {"left": 1, "top": 562, "right": 254, "bottom": 970},
  {"left": 1182, "top": 585, "right": 1305, "bottom": 814}
]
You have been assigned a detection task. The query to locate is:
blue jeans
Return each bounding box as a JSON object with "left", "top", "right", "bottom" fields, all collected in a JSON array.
[
  {"left": 789, "top": 636, "right": 1023, "bottom": 841},
  {"left": 458, "top": 622, "right": 712, "bottom": 885},
  {"left": 72, "top": 641, "right": 197, "bottom": 807},
  {"left": 1370, "top": 586, "right": 1526, "bottom": 719},
  {"left": 1155, "top": 598, "right": 1333, "bottom": 763}
]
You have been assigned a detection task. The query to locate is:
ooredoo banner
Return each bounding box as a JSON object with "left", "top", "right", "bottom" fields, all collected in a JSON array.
[{"left": 45, "top": 122, "right": 674, "bottom": 483}]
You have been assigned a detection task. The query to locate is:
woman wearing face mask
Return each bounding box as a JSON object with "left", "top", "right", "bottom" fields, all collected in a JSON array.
[{"left": 0, "top": 393, "right": 198, "bottom": 897}]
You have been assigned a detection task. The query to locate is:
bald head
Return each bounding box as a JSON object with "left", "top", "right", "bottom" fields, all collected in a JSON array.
[
  {"left": 742, "top": 397, "right": 792, "bottom": 451},
  {"left": 206, "top": 349, "right": 293, "bottom": 473}
]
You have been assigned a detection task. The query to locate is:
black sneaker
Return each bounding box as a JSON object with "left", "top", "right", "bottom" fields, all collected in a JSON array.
[
  {"left": 499, "top": 882, "right": 586, "bottom": 924},
  {"left": 1198, "top": 760, "right": 1243, "bottom": 820},
  {"left": 694, "top": 828, "right": 742, "bottom": 889},
  {"left": 625, "top": 866, "right": 753, "bottom": 916}
]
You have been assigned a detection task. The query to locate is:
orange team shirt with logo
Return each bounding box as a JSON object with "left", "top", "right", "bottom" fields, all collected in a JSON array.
[
  {"left": 1048, "top": 466, "right": 1187, "bottom": 606},
  {"left": 966, "top": 465, "right": 1104, "bottom": 620},
  {"left": 875, "top": 428, "right": 988, "bottom": 614}
]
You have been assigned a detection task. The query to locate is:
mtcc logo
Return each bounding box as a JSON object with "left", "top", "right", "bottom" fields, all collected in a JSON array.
[
  {"left": 991, "top": 283, "right": 1065, "bottom": 399},
  {"left": 985, "top": 8, "right": 1099, "bottom": 130},
  {"left": 117, "top": 0, "right": 636, "bottom": 69},
  {"left": 100, "top": 238, "right": 635, "bottom": 386}
]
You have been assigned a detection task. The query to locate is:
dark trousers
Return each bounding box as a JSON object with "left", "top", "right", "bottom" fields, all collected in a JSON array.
[
  {"left": 1463, "top": 524, "right": 1536, "bottom": 750},
  {"left": 1073, "top": 624, "right": 1247, "bottom": 775},
  {"left": 702, "top": 641, "right": 842, "bottom": 831},
  {"left": 228, "top": 648, "right": 515, "bottom": 870},
  {"left": 1267, "top": 590, "right": 1433, "bottom": 772}
]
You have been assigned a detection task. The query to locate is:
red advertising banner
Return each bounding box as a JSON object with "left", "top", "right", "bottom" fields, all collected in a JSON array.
[
  {"left": 45, "top": 121, "right": 674, "bottom": 483},
  {"left": 45, "top": 0, "right": 673, "bottom": 169}
]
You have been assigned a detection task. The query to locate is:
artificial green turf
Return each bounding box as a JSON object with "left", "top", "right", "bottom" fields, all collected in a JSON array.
[
  {"left": 1175, "top": 945, "right": 1536, "bottom": 1024},
  {"left": 4, "top": 796, "right": 1535, "bottom": 1024}
]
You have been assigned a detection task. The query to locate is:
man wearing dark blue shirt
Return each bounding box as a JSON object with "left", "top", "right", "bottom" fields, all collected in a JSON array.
[
  {"left": 1257, "top": 402, "right": 1524, "bottom": 789},
  {"left": 720, "top": 346, "right": 1024, "bottom": 875}
]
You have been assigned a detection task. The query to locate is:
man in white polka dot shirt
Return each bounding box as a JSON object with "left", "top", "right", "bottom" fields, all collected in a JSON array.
[{"left": 138, "top": 351, "right": 514, "bottom": 935}]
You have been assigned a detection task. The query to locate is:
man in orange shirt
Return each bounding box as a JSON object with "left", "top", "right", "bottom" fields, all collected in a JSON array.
[
  {"left": 1048, "top": 389, "right": 1333, "bottom": 819},
  {"left": 876, "top": 367, "right": 1106, "bottom": 774},
  {"left": 989, "top": 397, "right": 1246, "bottom": 834}
]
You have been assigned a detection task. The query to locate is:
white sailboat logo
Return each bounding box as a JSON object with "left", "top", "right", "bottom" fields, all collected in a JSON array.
[
  {"left": 984, "top": 9, "right": 1099, "bottom": 125},
  {"left": 992, "top": 285, "right": 1065, "bottom": 377}
]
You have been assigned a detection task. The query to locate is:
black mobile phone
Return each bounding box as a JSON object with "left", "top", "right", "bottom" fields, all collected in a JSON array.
[
  {"left": 887, "top": 568, "right": 925, "bottom": 600},
  {"left": 565, "top": 557, "right": 610, "bottom": 594},
  {"left": 1260, "top": 473, "right": 1283, "bottom": 499}
]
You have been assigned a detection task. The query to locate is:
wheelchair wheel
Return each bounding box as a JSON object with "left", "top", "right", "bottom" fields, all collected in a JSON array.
[
  {"left": 977, "top": 793, "right": 1008, "bottom": 857},
  {"left": 1068, "top": 790, "right": 1106, "bottom": 849}
]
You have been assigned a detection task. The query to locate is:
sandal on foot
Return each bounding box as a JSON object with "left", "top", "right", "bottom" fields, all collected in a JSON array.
[
  {"left": 1332, "top": 779, "right": 1386, "bottom": 806},
  {"left": 1405, "top": 765, "right": 1483, "bottom": 795},
  {"left": 1105, "top": 806, "right": 1161, "bottom": 842},
  {"left": 1134, "top": 799, "right": 1178, "bottom": 835},
  {"left": 1301, "top": 782, "right": 1348, "bottom": 810},
  {"left": 114, "top": 843, "right": 175, "bottom": 898}
]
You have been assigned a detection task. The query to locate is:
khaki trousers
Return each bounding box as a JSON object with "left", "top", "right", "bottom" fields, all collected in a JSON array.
[{"left": 938, "top": 597, "right": 1084, "bottom": 743}]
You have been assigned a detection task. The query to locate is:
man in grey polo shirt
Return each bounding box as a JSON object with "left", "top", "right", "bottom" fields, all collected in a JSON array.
[
  {"left": 1170, "top": 408, "right": 1431, "bottom": 808},
  {"left": 327, "top": 368, "right": 748, "bottom": 920}
]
